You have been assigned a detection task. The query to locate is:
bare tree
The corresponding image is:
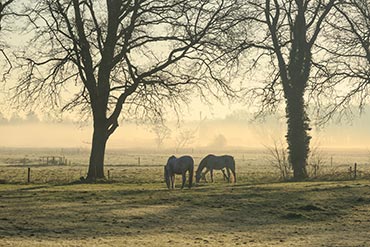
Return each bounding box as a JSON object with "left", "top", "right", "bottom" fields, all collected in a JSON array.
[
  {"left": 315, "top": 0, "right": 370, "bottom": 122},
  {"left": 175, "top": 127, "right": 196, "bottom": 153},
  {"left": 174, "top": 113, "right": 207, "bottom": 152},
  {"left": 0, "top": 0, "right": 15, "bottom": 76},
  {"left": 151, "top": 121, "right": 171, "bottom": 149},
  {"left": 265, "top": 139, "right": 291, "bottom": 180},
  {"left": 13, "top": 0, "right": 239, "bottom": 180},
  {"left": 236, "top": 0, "right": 336, "bottom": 180}
]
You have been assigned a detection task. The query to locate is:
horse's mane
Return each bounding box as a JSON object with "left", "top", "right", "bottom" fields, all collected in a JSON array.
[
  {"left": 196, "top": 155, "right": 210, "bottom": 174},
  {"left": 168, "top": 155, "right": 176, "bottom": 161}
]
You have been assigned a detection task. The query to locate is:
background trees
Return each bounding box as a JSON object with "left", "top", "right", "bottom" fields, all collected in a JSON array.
[
  {"left": 317, "top": 0, "right": 370, "bottom": 121},
  {"left": 13, "top": 0, "right": 240, "bottom": 180},
  {"left": 234, "top": 0, "right": 337, "bottom": 180}
]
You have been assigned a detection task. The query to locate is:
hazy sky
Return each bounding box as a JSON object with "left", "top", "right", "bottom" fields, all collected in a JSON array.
[
  {"left": 1, "top": 2, "right": 369, "bottom": 151},
  {"left": 1, "top": 71, "right": 369, "bottom": 150}
]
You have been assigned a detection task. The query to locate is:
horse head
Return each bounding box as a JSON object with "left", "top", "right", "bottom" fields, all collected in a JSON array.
[
  {"left": 195, "top": 172, "right": 202, "bottom": 183},
  {"left": 196, "top": 171, "right": 207, "bottom": 183}
]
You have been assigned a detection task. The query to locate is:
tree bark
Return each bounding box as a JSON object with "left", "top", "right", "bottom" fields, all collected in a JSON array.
[
  {"left": 283, "top": 2, "right": 311, "bottom": 180},
  {"left": 86, "top": 106, "right": 108, "bottom": 180},
  {"left": 285, "top": 87, "right": 310, "bottom": 180}
]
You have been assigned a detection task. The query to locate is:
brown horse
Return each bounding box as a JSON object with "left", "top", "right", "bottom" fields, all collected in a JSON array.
[
  {"left": 164, "top": 155, "right": 194, "bottom": 189},
  {"left": 195, "top": 154, "right": 236, "bottom": 183}
]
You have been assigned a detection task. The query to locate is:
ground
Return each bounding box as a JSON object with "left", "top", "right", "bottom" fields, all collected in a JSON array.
[
  {"left": 1, "top": 148, "right": 370, "bottom": 246},
  {"left": 1, "top": 180, "right": 370, "bottom": 246}
]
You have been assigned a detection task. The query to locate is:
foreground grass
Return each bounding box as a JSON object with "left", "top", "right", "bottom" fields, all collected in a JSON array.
[{"left": 1, "top": 180, "right": 370, "bottom": 247}]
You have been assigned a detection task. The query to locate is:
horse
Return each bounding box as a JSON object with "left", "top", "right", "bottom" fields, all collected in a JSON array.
[
  {"left": 195, "top": 154, "right": 236, "bottom": 183},
  {"left": 164, "top": 155, "right": 194, "bottom": 189}
]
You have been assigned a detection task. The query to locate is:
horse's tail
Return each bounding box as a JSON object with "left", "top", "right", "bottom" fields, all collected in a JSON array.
[
  {"left": 189, "top": 162, "right": 194, "bottom": 188},
  {"left": 164, "top": 166, "right": 170, "bottom": 189}
]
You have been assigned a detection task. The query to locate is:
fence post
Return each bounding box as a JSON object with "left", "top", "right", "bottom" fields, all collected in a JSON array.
[
  {"left": 354, "top": 163, "right": 357, "bottom": 180},
  {"left": 138, "top": 157, "right": 140, "bottom": 166},
  {"left": 27, "top": 167, "right": 31, "bottom": 183},
  {"left": 108, "top": 170, "right": 110, "bottom": 180}
]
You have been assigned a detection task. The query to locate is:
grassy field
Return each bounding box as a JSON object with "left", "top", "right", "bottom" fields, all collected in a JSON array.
[
  {"left": 1, "top": 147, "right": 370, "bottom": 184},
  {"left": 1, "top": 180, "right": 370, "bottom": 246},
  {"left": 1, "top": 148, "right": 370, "bottom": 246}
]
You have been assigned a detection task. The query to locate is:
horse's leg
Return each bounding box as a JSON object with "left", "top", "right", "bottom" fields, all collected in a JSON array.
[
  {"left": 221, "top": 169, "right": 228, "bottom": 181},
  {"left": 171, "top": 175, "right": 175, "bottom": 189},
  {"left": 232, "top": 168, "right": 236, "bottom": 183},
  {"left": 202, "top": 168, "right": 210, "bottom": 182},
  {"left": 226, "top": 168, "right": 231, "bottom": 183},
  {"left": 210, "top": 169, "right": 214, "bottom": 183},
  {"left": 181, "top": 172, "right": 186, "bottom": 189}
]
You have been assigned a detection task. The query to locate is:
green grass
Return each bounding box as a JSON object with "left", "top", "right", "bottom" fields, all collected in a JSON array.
[
  {"left": 1, "top": 148, "right": 370, "bottom": 246},
  {"left": 1, "top": 180, "right": 370, "bottom": 246}
]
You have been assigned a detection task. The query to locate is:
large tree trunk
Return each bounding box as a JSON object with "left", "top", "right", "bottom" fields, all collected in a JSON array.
[
  {"left": 86, "top": 107, "right": 108, "bottom": 180},
  {"left": 284, "top": 4, "right": 311, "bottom": 180},
  {"left": 285, "top": 87, "right": 310, "bottom": 180}
]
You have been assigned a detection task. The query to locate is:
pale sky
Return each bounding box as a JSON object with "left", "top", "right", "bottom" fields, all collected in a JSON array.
[{"left": 1, "top": 2, "right": 369, "bottom": 151}]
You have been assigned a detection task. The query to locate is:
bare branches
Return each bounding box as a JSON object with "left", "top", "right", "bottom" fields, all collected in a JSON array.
[
  {"left": 0, "top": 0, "right": 14, "bottom": 31},
  {"left": 12, "top": 0, "right": 240, "bottom": 139},
  {"left": 312, "top": 0, "right": 370, "bottom": 124},
  {"left": 0, "top": 0, "right": 15, "bottom": 77},
  {"left": 0, "top": 48, "right": 11, "bottom": 78}
]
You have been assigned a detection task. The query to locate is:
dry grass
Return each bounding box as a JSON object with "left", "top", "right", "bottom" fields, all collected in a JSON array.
[
  {"left": 1, "top": 180, "right": 370, "bottom": 246},
  {"left": 1, "top": 148, "right": 370, "bottom": 246}
]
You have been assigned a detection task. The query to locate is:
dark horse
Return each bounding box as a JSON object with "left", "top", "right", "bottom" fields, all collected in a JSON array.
[
  {"left": 195, "top": 154, "right": 236, "bottom": 183},
  {"left": 164, "top": 155, "right": 194, "bottom": 189}
]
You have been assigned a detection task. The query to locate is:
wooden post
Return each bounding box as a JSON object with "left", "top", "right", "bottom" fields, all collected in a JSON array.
[
  {"left": 330, "top": 156, "right": 333, "bottom": 167},
  {"left": 108, "top": 170, "right": 110, "bottom": 180},
  {"left": 354, "top": 163, "right": 357, "bottom": 180},
  {"left": 138, "top": 157, "right": 140, "bottom": 166},
  {"left": 349, "top": 166, "right": 352, "bottom": 179},
  {"left": 27, "top": 167, "right": 31, "bottom": 183}
]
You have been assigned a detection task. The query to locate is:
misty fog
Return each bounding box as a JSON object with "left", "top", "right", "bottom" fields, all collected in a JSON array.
[{"left": 1, "top": 109, "right": 370, "bottom": 150}]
